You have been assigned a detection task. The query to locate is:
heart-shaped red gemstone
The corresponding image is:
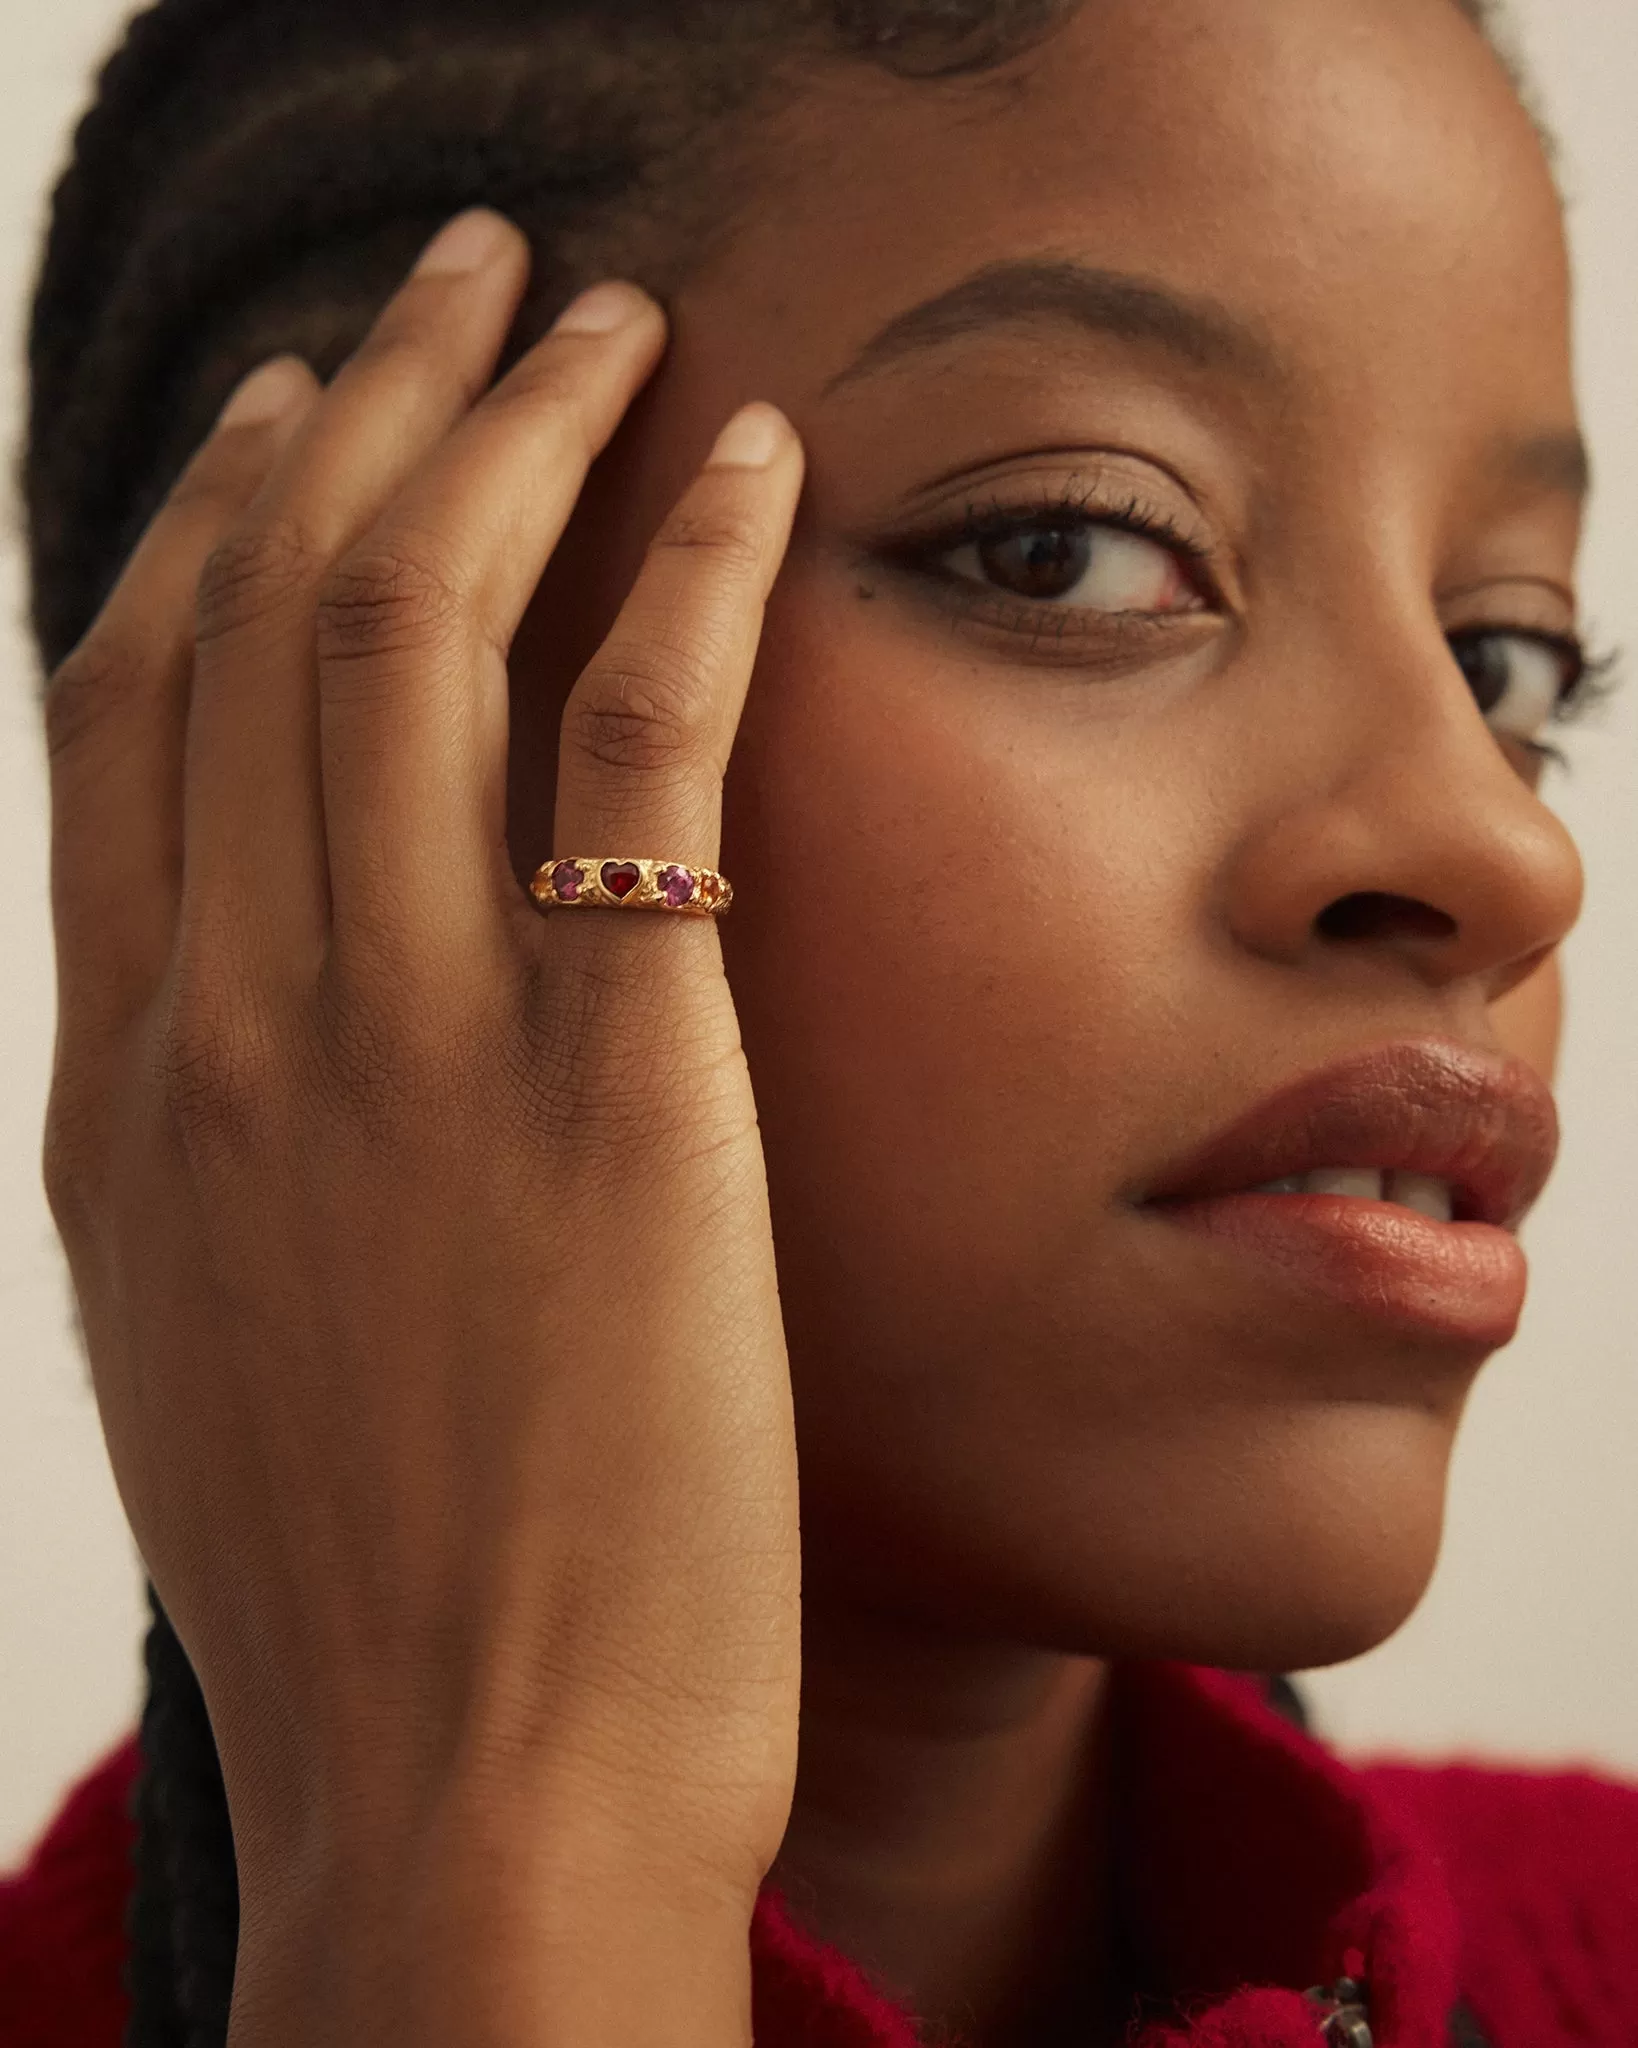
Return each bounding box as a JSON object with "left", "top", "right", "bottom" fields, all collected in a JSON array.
[{"left": 601, "top": 861, "right": 641, "bottom": 899}]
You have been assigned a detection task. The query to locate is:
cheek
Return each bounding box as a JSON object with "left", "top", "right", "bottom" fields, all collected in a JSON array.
[
  {"left": 719, "top": 580, "right": 1185, "bottom": 1287},
  {"left": 713, "top": 575, "right": 1471, "bottom": 1665},
  {"left": 1490, "top": 952, "right": 1563, "bottom": 1086}
]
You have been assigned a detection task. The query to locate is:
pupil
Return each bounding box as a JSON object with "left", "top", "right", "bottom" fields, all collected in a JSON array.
[
  {"left": 1453, "top": 634, "right": 1510, "bottom": 714},
  {"left": 979, "top": 525, "right": 1090, "bottom": 599}
]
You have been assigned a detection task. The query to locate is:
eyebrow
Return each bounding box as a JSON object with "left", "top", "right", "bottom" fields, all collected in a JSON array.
[
  {"left": 823, "top": 259, "right": 1285, "bottom": 395},
  {"left": 1493, "top": 428, "right": 1592, "bottom": 503}
]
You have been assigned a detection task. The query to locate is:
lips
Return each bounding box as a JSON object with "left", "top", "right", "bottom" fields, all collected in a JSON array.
[
  {"left": 1141, "top": 1038, "right": 1558, "bottom": 1229},
  {"left": 1137, "top": 1039, "right": 1560, "bottom": 1348}
]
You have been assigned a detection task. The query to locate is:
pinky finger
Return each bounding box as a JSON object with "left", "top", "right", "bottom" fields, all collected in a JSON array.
[{"left": 46, "top": 356, "right": 319, "bottom": 1030}]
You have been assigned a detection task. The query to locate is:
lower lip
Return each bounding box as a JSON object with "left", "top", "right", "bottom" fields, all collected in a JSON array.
[{"left": 1150, "top": 1192, "right": 1528, "bottom": 1348}]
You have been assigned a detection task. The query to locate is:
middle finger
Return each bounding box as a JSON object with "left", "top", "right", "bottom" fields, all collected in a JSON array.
[{"left": 179, "top": 210, "right": 531, "bottom": 970}]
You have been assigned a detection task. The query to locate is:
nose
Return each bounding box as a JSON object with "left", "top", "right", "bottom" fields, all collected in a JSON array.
[{"left": 1222, "top": 626, "right": 1585, "bottom": 1007}]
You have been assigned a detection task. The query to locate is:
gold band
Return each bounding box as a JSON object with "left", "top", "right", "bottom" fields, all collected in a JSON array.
[{"left": 529, "top": 857, "right": 732, "bottom": 917}]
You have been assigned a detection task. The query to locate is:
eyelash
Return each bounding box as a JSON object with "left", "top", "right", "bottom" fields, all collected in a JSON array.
[
  {"left": 954, "top": 484, "right": 1210, "bottom": 561},
  {"left": 908, "top": 485, "right": 1213, "bottom": 608},
  {"left": 1498, "top": 636, "right": 1624, "bottom": 772},
  {"left": 903, "top": 490, "right": 1624, "bottom": 768}
]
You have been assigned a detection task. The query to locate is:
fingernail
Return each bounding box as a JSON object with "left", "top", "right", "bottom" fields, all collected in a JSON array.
[
  {"left": 413, "top": 208, "right": 515, "bottom": 278},
  {"left": 217, "top": 356, "right": 311, "bottom": 430},
  {"left": 552, "top": 281, "right": 653, "bottom": 335},
  {"left": 708, "top": 404, "right": 787, "bottom": 471}
]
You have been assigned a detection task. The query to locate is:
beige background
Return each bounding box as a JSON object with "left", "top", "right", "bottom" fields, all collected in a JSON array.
[{"left": 2, "top": 1, "right": 1634, "bottom": 1863}]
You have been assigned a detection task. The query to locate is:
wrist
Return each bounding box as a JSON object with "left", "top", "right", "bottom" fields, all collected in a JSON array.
[{"left": 230, "top": 1809, "right": 759, "bottom": 2048}]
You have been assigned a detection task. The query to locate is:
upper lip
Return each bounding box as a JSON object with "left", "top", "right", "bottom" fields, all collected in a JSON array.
[{"left": 1140, "top": 1038, "right": 1560, "bottom": 1230}]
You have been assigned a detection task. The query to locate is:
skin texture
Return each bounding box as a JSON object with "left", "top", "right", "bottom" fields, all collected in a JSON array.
[
  {"left": 46, "top": 249, "right": 807, "bottom": 2047},
  {"left": 43, "top": 1, "right": 1587, "bottom": 2045},
  {"left": 519, "top": 0, "right": 1582, "bottom": 1667},
  {"left": 504, "top": 0, "right": 1584, "bottom": 2028}
]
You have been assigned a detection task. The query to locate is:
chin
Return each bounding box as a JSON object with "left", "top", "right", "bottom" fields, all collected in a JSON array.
[
  {"left": 1150, "top": 1517, "right": 1449, "bottom": 1677},
  {"left": 1062, "top": 1398, "right": 1462, "bottom": 1673},
  {"left": 806, "top": 1390, "right": 1463, "bottom": 1676}
]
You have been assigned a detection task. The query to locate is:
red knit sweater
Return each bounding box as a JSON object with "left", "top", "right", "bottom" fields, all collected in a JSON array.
[{"left": 4, "top": 1663, "right": 1635, "bottom": 2047}]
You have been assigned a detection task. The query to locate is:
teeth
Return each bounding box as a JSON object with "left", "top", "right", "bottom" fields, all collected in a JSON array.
[
  {"left": 1305, "top": 1168, "right": 1384, "bottom": 1201},
  {"left": 1385, "top": 1171, "right": 1454, "bottom": 1224},
  {"left": 1251, "top": 1167, "right": 1454, "bottom": 1222}
]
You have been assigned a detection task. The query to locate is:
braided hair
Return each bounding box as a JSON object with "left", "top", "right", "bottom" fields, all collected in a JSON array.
[
  {"left": 23, "top": 1, "right": 1513, "bottom": 2041},
  {"left": 25, "top": 0, "right": 1081, "bottom": 676}
]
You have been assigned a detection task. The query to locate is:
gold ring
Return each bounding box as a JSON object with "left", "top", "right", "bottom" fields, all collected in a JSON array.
[{"left": 529, "top": 857, "right": 732, "bottom": 917}]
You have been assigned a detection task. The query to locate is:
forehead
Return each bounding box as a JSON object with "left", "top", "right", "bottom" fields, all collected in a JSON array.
[{"left": 690, "top": 0, "right": 1570, "bottom": 426}]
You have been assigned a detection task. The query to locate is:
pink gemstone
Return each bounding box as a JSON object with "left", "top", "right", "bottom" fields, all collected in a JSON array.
[
  {"left": 601, "top": 860, "right": 641, "bottom": 900},
  {"left": 657, "top": 864, "right": 696, "bottom": 907},
  {"left": 550, "top": 860, "right": 584, "bottom": 902}
]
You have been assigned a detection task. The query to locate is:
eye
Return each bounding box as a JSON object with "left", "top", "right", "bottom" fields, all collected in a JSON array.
[
  {"left": 1449, "top": 627, "right": 1582, "bottom": 744},
  {"left": 942, "top": 518, "right": 1204, "bottom": 615}
]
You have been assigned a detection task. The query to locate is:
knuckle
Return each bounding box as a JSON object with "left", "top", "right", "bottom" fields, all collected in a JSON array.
[
  {"left": 315, "top": 541, "right": 469, "bottom": 670},
  {"left": 320, "top": 949, "right": 437, "bottom": 1081},
  {"left": 568, "top": 655, "right": 711, "bottom": 780},
  {"left": 165, "top": 459, "right": 253, "bottom": 524},
  {"left": 195, "top": 520, "right": 321, "bottom": 647},
  {"left": 45, "top": 635, "right": 143, "bottom": 766},
  {"left": 313, "top": 1001, "right": 417, "bottom": 1132},
  {"left": 151, "top": 970, "right": 283, "bottom": 1167},
  {"left": 315, "top": 945, "right": 517, "bottom": 1130},
  {"left": 41, "top": 1087, "right": 103, "bottom": 1243},
  {"left": 520, "top": 952, "right": 734, "bottom": 1158},
  {"left": 483, "top": 359, "right": 599, "bottom": 460},
  {"left": 359, "top": 318, "right": 490, "bottom": 418},
  {"left": 651, "top": 501, "right": 766, "bottom": 581},
  {"left": 515, "top": 960, "right": 641, "bottom": 1149}
]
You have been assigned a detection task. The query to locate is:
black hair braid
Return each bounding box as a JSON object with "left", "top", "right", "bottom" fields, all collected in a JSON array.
[
  {"left": 24, "top": 0, "right": 1071, "bottom": 674},
  {"left": 24, "top": 3, "right": 1512, "bottom": 2043},
  {"left": 28, "top": 6, "right": 690, "bottom": 672},
  {"left": 130, "top": 1595, "right": 238, "bottom": 2048}
]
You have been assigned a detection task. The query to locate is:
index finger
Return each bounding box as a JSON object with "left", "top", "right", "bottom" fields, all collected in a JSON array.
[{"left": 550, "top": 403, "right": 803, "bottom": 879}]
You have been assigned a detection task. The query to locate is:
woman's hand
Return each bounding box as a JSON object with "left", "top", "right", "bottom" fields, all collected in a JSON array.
[{"left": 41, "top": 209, "right": 803, "bottom": 2047}]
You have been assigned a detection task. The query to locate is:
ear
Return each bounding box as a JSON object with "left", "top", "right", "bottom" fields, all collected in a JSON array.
[{"left": 1490, "top": 949, "right": 1564, "bottom": 1087}]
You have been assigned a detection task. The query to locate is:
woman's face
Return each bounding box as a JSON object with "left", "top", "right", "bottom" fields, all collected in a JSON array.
[{"left": 512, "top": 0, "right": 1586, "bottom": 1669}]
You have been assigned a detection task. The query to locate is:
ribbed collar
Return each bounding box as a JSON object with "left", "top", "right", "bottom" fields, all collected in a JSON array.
[{"left": 748, "top": 1664, "right": 1457, "bottom": 2048}]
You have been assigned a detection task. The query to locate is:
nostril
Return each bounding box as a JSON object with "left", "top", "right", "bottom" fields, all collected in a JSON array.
[{"left": 1317, "top": 891, "right": 1459, "bottom": 944}]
